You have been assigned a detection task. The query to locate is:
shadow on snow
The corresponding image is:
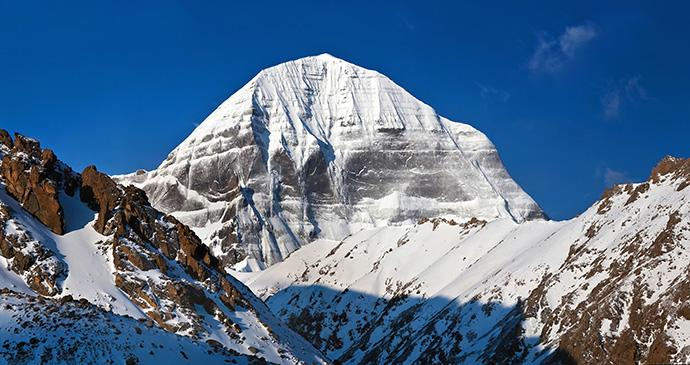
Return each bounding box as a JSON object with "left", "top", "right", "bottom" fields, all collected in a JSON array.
[{"left": 265, "top": 284, "right": 576, "bottom": 365}]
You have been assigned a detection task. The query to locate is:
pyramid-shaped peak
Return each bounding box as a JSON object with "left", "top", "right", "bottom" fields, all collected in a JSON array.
[
  {"left": 288, "top": 53, "right": 352, "bottom": 64},
  {"left": 313, "top": 53, "right": 339, "bottom": 60},
  {"left": 117, "top": 53, "right": 547, "bottom": 272},
  {"left": 254, "top": 54, "right": 379, "bottom": 81}
]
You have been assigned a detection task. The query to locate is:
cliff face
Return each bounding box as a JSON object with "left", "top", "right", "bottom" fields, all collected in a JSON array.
[
  {"left": 0, "top": 130, "right": 78, "bottom": 235},
  {"left": 243, "top": 156, "right": 690, "bottom": 364},
  {"left": 0, "top": 130, "right": 329, "bottom": 364},
  {"left": 117, "top": 54, "right": 546, "bottom": 271}
]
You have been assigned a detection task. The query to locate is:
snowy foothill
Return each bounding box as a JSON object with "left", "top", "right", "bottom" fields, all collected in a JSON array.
[
  {"left": 239, "top": 159, "right": 690, "bottom": 363},
  {"left": 0, "top": 179, "right": 329, "bottom": 364}
]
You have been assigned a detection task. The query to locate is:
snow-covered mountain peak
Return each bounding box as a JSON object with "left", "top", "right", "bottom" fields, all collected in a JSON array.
[
  {"left": 180, "top": 53, "right": 448, "bottom": 155},
  {"left": 118, "top": 55, "right": 546, "bottom": 271}
]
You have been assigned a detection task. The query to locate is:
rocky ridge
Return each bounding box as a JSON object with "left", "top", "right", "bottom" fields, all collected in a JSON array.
[
  {"left": 0, "top": 130, "right": 78, "bottom": 235},
  {"left": 242, "top": 156, "right": 690, "bottom": 364},
  {"left": 0, "top": 130, "right": 329, "bottom": 364}
]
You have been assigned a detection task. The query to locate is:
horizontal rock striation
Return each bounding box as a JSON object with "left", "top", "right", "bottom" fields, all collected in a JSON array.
[{"left": 118, "top": 54, "right": 546, "bottom": 271}]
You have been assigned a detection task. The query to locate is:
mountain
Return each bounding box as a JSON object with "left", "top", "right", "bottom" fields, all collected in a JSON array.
[
  {"left": 4, "top": 54, "right": 687, "bottom": 365},
  {"left": 116, "top": 54, "right": 546, "bottom": 271},
  {"left": 0, "top": 131, "right": 329, "bottom": 364},
  {"left": 0, "top": 289, "right": 268, "bottom": 364},
  {"left": 242, "top": 156, "right": 690, "bottom": 364}
]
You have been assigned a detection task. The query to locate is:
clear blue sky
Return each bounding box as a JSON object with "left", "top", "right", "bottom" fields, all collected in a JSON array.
[{"left": 1, "top": 1, "right": 689, "bottom": 220}]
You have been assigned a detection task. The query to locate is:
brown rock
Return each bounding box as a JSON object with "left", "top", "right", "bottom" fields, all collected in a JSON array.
[
  {"left": 0, "top": 138, "right": 66, "bottom": 234},
  {"left": 76, "top": 164, "right": 254, "bottom": 343},
  {"left": 0, "top": 129, "right": 13, "bottom": 148},
  {"left": 80, "top": 165, "right": 122, "bottom": 233},
  {"left": 0, "top": 229, "right": 64, "bottom": 296},
  {"left": 41, "top": 149, "right": 57, "bottom": 170},
  {"left": 13, "top": 133, "right": 41, "bottom": 158}
]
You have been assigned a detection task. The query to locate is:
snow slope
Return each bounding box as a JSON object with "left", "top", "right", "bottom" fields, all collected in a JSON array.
[
  {"left": 0, "top": 183, "right": 328, "bottom": 364},
  {"left": 117, "top": 54, "right": 545, "bottom": 271},
  {"left": 0, "top": 289, "right": 266, "bottom": 365},
  {"left": 241, "top": 157, "right": 690, "bottom": 364},
  {"left": 0, "top": 187, "right": 145, "bottom": 316},
  {"left": 0, "top": 132, "right": 330, "bottom": 365}
]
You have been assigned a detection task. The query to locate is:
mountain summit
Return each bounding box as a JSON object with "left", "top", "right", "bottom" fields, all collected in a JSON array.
[{"left": 118, "top": 54, "right": 546, "bottom": 271}]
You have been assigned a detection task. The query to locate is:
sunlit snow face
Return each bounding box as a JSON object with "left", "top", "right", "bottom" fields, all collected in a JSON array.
[{"left": 115, "top": 55, "right": 544, "bottom": 272}]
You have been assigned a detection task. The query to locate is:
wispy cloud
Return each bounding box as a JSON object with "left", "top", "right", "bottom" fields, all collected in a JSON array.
[
  {"left": 601, "top": 76, "right": 650, "bottom": 120},
  {"left": 477, "top": 83, "right": 510, "bottom": 102},
  {"left": 601, "top": 89, "right": 621, "bottom": 120},
  {"left": 396, "top": 8, "right": 416, "bottom": 31},
  {"left": 604, "top": 168, "right": 633, "bottom": 187},
  {"left": 528, "top": 22, "right": 598, "bottom": 73}
]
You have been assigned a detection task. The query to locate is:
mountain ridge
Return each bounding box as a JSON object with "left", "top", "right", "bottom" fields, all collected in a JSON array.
[
  {"left": 241, "top": 154, "right": 690, "bottom": 364},
  {"left": 0, "top": 130, "right": 329, "bottom": 364}
]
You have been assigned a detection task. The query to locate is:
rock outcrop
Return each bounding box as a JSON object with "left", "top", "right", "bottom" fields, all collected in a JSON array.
[
  {"left": 0, "top": 130, "right": 78, "bottom": 234},
  {"left": 0, "top": 131, "right": 73, "bottom": 295},
  {"left": 0, "top": 131, "right": 330, "bottom": 364},
  {"left": 0, "top": 202, "right": 65, "bottom": 296},
  {"left": 80, "top": 165, "right": 249, "bottom": 336}
]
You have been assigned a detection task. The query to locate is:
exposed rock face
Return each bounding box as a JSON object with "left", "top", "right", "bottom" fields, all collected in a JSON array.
[
  {"left": 0, "top": 130, "right": 78, "bottom": 234},
  {"left": 244, "top": 155, "right": 690, "bottom": 364},
  {"left": 0, "top": 132, "right": 330, "bottom": 364},
  {"left": 0, "top": 131, "right": 74, "bottom": 295},
  {"left": 117, "top": 54, "right": 546, "bottom": 271},
  {"left": 80, "top": 165, "right": 249, "bottom": 336},
  {"left": 80, "top": 165, "right": 121, "bottom": 232},
  {"left": 0, "top": 202, "right": 65, "bottom": 296}
]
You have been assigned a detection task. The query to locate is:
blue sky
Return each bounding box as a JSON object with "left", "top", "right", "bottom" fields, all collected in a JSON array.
[{"left": 1, "top": 1, "right": 689, "bottom": 220}]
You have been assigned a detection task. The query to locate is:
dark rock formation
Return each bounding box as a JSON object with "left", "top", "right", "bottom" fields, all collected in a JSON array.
[
  {"left": 0, "top": 131, "right": 252, "bottom": 338},
  {"left": 0, "top": 202, "right": 65, "bottom": 296},
  {"left": 0, "top": 131, "right": 78, "bottom": 234},
  {"left": 80, "top": 165, "right": 248, "bottom": 336}
]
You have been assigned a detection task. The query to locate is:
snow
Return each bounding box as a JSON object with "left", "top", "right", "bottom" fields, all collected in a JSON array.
[
  {"left": 0, "top": 182, "right": 329, "bottom": 364},
  {"left": 0, "top": 291, "right": 261, "bottom": 365},
  {"left": 237, "top": 165, "right": 690, "bottom": 362},
  {"left": 0, "top": 256, "right": 33, "bottom": 295},
  {"left": 56, "top": 225, "right": 147, "bottom": 317},
  {"left": 116, "top": 54, "right": 545, "bottom": 271},
  {"left": 60, "top": 191, "right": 97, "bottom": 233}
]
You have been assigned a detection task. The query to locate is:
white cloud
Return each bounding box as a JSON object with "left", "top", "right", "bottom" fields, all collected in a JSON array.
[
  {"left": 604, "top": 168, "right": 632, "bottom": 187},
  {"left": 624, "top": 76, "right": 649, "bottom": 101},
  {"left": 529, "top": 22, "right": 598, "bottom": 73},
  {"left": 601, "top": 76, "right": 650, "bottom": 120},
  {"left": 559, "top": 24, "right": 598, "bottom": 57},
  {"left": 601, "top": 88, "right": 621, "bottom": 119},
  {"left": 477, "top": 83, "right": 510, "bottom": 102}
]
